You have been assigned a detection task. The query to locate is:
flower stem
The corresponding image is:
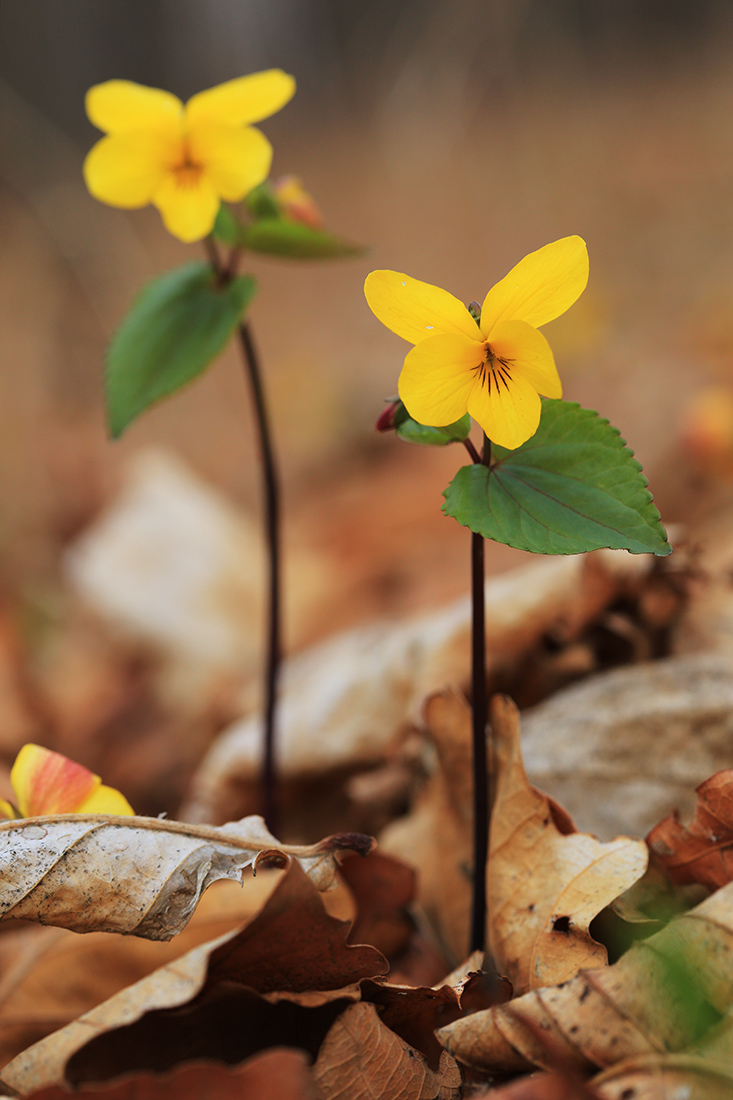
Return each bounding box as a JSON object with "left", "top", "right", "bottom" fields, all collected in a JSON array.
[
  {"left": 237, "top": 321, "right": 282, "bottom": 836},
  {"left": 469, "top": 433, "right": 491, "bottom": 955},
  {"left": 204, "top": 235, "right": 282, "bottom": 835}
]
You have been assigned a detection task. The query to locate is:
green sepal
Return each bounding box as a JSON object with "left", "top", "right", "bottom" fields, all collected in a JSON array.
[
  {"left": 212, "top": 205, "right": 246, "bottom": 248},
  {"left": 397, "top": 412, "right": 472, "bottom": 446},
  {"left": 242, "top": 218, "right": 365, "bottom": 260},
  {"left": 106, "top": 262, "right": 257, "bottom": 438},
  {"left": 442, "top": 399, "right": 671, "bottom": 556}
]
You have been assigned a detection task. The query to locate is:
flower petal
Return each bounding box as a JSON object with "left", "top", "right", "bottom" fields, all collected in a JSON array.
[
  {"left": 489, "top": 320, "right": 563, "bottom": 399},
  {"left": 152, "top": 172, "right": 221, "bottom": 242},
  {"left": 0, "top": 799, "right": 18, "bottom": 820},
  {"left": 467, "top": 368, "right": 542, "bottom": 450},
  {"left": 185, "top": 70, "right": 296, "bottom": 128},
  {"left": 480, "top": 236, "right": 589, "bottom": 334},
  {"left": 365, "top": 271, "right": 481, "bottom": 346},
  {"left": 12, "top": 744, "right": 99, "bottom": 817},
  {"left": 188, "top": 124, "right": 272, "bottom": 202},
  {"left": 86, "top": 80, "right": 183, "bottom": 135},
  {"left": 76, "top": 784, "right": 134, "bottom": 816},
  {"left": 83, "top": 133, "right": 173, "bottom": 208},
  {"left": 398, "top": 333, "right": 483, "bottom": 424}
]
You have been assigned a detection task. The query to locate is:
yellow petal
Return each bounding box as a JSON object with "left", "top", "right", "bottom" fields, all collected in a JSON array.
[
  {"left": 365, "top": 271, "right": 481, "bottom": 346},
  {"left": 11, "top": 744, "right": 99, "bottom": 817},
  {"left": 185, "top": 70, "right": 296, "bottom": 128},
  {"left": 489, "top": 320, "right": 563, "bottom": 399},
  {"left": 398, "top": 333, "right": 483, "bottom": 424},
  {"left": 188, "top": 124, "right": 272, "bottom": 202},
  {"left": 0, "top": 799, "right": 19, "bottom": 820},
  {"left": 480, "top": 236, "right": 589, "bottom": 334},
  {"left": 83, "top": 133, "right": 174, "bottom": 208},
  {"left": 467, "top": 368, "right": 542, "bottom": 450},
  {"left": 152, "top": 172, "right": 221, "bottom": 242},
  {"left": 85, "top": 80, "right": 183, "bottom": 134},
  {"left": 76, "top": 784, "right": 134, "bottom": 816}
]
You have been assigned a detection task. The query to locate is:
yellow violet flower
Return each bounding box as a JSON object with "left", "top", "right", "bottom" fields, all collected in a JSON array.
[
  {"left": 83, "top": 70, "right": 296, "bottom": 243},
  {"left": 0, "top": 744, "right": 134, "bottom": 819},
  {"left": 364, "top": 236, "right": 589, "bottom": 450}
]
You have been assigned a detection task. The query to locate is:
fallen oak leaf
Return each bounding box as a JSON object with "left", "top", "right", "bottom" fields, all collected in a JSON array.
[
  {"left": 489, "top": 694, "right": 648, "bottom": 994},
  {"left": 0, "top": 862, "right": 387, "bottom": 1095},
  {"left": 647, "top": 770, "right": 733, "bottom": 891},
  {"left": 21, "top": 1047, "right": 316, "bottom": 1100},
  {"left": 0, "top": 813, "right": 373, "bottom": 939},
  {"left": 312, "top": 1002, "right": 461, "bottom": 1100},
  {"left": 437, "top": 880, "right": 733, "bottom": 1076}
]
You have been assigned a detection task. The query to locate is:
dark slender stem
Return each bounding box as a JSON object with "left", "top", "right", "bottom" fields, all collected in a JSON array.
[
  {"left": 204, "top": 235, "right": 282, "bottom": 834},
  {"left": 469, "top": 433, "right": 491, "bottom": 954},
  {"left": 463, "top": 437, "right": 482, "bottom": 464},
  {"left": 237, "top": 321, "right": 282, "bottom": 836}
]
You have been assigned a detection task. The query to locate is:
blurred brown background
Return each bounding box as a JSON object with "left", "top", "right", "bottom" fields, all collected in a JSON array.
[{"left": 2, "top": 0, "right": 733, "bottom": 630}]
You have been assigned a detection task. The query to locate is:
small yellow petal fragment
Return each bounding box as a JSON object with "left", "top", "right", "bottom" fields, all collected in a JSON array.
[
  {"left": 77, "top": 784, "right": 134, "bottom": 816},
  {"left": 188, "top": 124, "right": 272, "bottom": 202},
  {"left": 365, "top": 271, "right": 481, "bottom": 346},
  {"left": 467, "top": 369, "right": 542, "bottom": 451},
  {"left": 398, "top": 333, "right": 483, "bottom": 425},
  {"left": 489, "top": 320, "right": 563, "bottom": 399},
  {"left": 480, "top": 236, "right": 589, "bottom": 334},
  {"left": 0, "top": 799, "right": 18, "bottom": 820},
  {"left": 12, "top": 744, "right": 99, "bottom": 818},
  {"left": 186, "top": 70, "right": 296, "bottom": 128},
  {"left": 83, "top": 133, "right": 173, "bottom": 208},
  {"left": 85, "top": 80, "right": 183, "bottom": 134},
  {"left": 152, "top": 173, "right": 222, "bottom": 242}
]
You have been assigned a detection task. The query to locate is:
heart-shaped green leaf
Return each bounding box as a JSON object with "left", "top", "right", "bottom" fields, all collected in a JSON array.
[
  {"left": 106, "top": 262, "right": 257, "bottom": 438},
  {"left": 442, "top": 399, "right": 671, "bottom": 555}
]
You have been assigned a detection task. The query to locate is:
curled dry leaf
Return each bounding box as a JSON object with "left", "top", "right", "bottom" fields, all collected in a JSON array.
[
  {"left": 312, "top": 1002, "right": 461, "bottom": 1100},
  {"left": 0, "top": 812, "right": 373, "bottom": 939},
  {"left": 0, "top": 862, "right": 387, "bottom": 1095},
  {"left": 23, "top": 1047, "right": 315, "bottom": 1100},
  {"left": 647, "top": 770, "right": 733, "bottom": 891},
  {"left": 338, "top": 851, "right": 416, "bottom": 958},
  {"left": 489, "top": 695, "right": 649, "bottom": 994},
  {"left": 437, "top": 880, "right": 733, "bottom": 1075},
  {"left": 592, "top": 1054, "right": 733, "bottom": 1100}
]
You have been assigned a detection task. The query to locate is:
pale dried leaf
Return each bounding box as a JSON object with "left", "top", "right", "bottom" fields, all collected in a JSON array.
[
  {"left": 489, "top": 695, "right": 648, "bottom": 994},
  {"left": 437, "top": 881, "right": 733, "bottom": 1075},
  {"left": 0, "top": 863, "right": 387, "bottom": 1095},
  {"left": 0, "top": 813, "right": 373, "bottom": 939},
  {"left": 312, "top": 1002, "right": 461, "bottom": 1100},
  {"left": 592, "top": 1054, "right": 733, "bottom": 1100}
]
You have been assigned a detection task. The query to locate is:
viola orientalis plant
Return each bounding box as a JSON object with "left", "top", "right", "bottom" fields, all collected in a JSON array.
[
  {"left": 367, "top": 236, "right": 670, "bottom": 953},
  {"left": 83, "top": 70, "right": 364, "bottom": 832}
]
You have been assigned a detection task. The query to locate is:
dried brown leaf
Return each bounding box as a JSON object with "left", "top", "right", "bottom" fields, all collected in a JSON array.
[
  {"left": 0, "top": 876, "right": 281, "bottom": 1069},
  {"left": 647, "top": 770, "right": 733, "bottom": 890},
  {"left": 312, "top": 1002, "right": 461, "bottom": 1100},
  {"left": 24, "top": 1047, "right": 315, "bottom": 1100},
  {"left": 437, "top": 881, "right": 733, "bottom": 1075},
  {"left": 0, "top": 862, "right": 387, "bottom": 1095},
  {"left": 0, "top": 813, "right": 373, "bottom": 939},
  {"left": 489, "top": 695, "right": 648, "bottom": 994},
  {"left": 338, "top": 851, "right": 416, "bottom": 957}
]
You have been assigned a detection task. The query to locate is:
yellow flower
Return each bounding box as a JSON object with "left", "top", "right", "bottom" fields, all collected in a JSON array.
[
  {"left": 83, "top": 70, "right": 296, "bottom": 243},
  {"left": 364, "top": 237, "right": 589, "bottom": 450},
  {"left": 0, "top": 744, "right": 134, "bottom": 819}
]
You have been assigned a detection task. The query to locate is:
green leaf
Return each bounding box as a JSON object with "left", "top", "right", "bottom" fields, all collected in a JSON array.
[
  {"left": 243, "top": 218, "right": 365, "bottom": 260},
  {"left": 212, "top": 205, "right": 246, "bottom": 248},
  {"left": 442, "top": 399, "right": 671, "bottom": 556},
  {"left": 397, "top": 412, "right": 472, "bottom": 446},
  {"left": 244, "top": 181, "right": 281, "bottom": 220},
  {"left": 106, "top": 262, "right": 257, "bottom": 438}
]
